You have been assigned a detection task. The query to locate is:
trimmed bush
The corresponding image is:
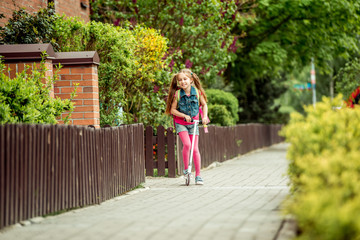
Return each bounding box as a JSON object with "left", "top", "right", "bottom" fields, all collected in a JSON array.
[
  {"left": 280, "top": 95, "right": 360, "bottom": 239},
  {"left": 207, "top": 104, "right": 233, "bottom": 126},
  {"left": 206, "top": 89, "right": 238, "bottom": 126},
  {"left": 53, "top": 18, "right": 170, "bottom": 127},
  {"left": 0, "top": 61, "right": 74, "bottom": 124}
]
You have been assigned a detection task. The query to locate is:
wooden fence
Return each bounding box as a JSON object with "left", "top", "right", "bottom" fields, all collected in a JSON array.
[
  {"left": 1, "top": 122, "right": 283, "bottom": 229},
  {"left": 145, "top": 124, "right": 284, "bottom": 176},
  {"left": 145, "top": 126, "right": 176, "bottom": 177},
  {"left": 0, "top": 124, "right": 145, "bottom": 230}
]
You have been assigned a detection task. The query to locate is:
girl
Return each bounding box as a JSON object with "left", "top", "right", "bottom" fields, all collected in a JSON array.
[{"left": 165, "top": 69, "right": 209, "bottom": 185}]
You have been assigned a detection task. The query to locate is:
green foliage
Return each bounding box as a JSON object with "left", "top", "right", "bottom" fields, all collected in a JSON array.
[
  {"left": 0, "top": 6, "right": 171, "bottom": 128},
  {"left": 233, "top": 0, "right": 360, "bottom": 76},
  {"left": 0, "top": 5, "right": 59, "bottom": 48},
  {"left": 206, "top": 89, "right": 238, "bottom": 125},
  {"left": 334, "top": 58, "right": 360, "bottom": 100},
  {"left": 52, "top": 16, "right": 171, "bottom": 127},
  {"left": 238, "top": 75, "right": 289, "bottom": 124},
  {"left": 227, "top": 0, "right": 360, "bottom": 123},
  {"left": 277, "top": 66, "right": 313, "bottom": 115},
  {"left": 207, "top": 104, "right": 233, "bottom": 126},
  {"left": 280, "top": 95, "right": 360, "bottom": 239},
  {"left": 90, "top": 0, "right": 238, "bottom": 87},
  {"left": 0, "top": 60, "right": 74, "bottom": 124}
]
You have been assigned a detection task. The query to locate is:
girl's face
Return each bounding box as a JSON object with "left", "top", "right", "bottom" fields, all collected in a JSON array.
[{"left": 177, "top": 73, "right": 192, "bottom": 90}]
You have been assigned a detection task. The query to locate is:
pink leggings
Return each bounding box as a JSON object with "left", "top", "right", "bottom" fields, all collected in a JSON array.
[{"left": 179, "top": 132, "right": 201, "bottom": 177}]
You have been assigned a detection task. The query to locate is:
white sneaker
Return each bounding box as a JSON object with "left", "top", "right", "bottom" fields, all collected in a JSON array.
[{"left": 195, "top": 176, "right": 204, "bottom": 185}]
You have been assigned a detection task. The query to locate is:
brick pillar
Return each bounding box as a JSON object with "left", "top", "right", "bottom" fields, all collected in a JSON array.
[
  {"left": 53, "top": 52, "right": 100, "bottom": 128},
  {"left": 3, "top": 60, "right": 52, "bottom": 79},
  {"left": 0, "top": 44, "right": 101, "bottom": 128}
]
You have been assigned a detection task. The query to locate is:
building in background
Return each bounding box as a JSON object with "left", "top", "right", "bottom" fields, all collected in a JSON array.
[{"left": 0, "top": 0, "right": 90, "bottom": 26}]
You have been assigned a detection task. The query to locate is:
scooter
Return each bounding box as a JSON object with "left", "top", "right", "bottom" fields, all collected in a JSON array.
[{"left": 184, "top": 120, "right": 208, "bottom": 186}]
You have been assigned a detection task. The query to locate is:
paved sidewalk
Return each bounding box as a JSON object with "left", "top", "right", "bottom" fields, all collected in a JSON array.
[{"left": 0, "top": 143, "right": 295, "bottom": 240}]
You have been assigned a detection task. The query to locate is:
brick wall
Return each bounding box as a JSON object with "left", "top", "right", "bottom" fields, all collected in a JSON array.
[
  {"left": 0, "top": 0, "right": 47, "bottom": 27},
  {"left": 55, "top": 64, "right": 100, "bottom": 127},
  {"left": 0, "top": 0, "right": 90, "bottom": 27},
  {"left": 0, "top": 44, "right": 101, "bottom": 128},
  {"left": 55, "top": 0, "right": 90, "bottom": 23}
]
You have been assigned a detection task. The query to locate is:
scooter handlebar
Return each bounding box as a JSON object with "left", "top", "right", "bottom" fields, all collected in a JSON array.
[{"left": 184, "top": 119, "right": 204, "bottom": 124}]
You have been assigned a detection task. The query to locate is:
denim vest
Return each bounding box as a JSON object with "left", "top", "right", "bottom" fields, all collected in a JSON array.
[{"left": 177, "top": 86, "right": 199, "bottom": 118}]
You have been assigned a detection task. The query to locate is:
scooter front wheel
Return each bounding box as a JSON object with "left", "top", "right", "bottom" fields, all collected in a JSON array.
[{"left": 185, "top": 174, "right": 190, "bottom": 186}]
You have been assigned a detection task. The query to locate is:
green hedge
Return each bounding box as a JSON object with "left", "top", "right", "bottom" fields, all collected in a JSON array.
[
  {"left": 0, "top": 61, "right": 74, "bottom": 124},
  {"left": 280, "top": 95, "right": 360, "bottom": 239},
  {"left": 206, "top": 89, "right": 238, "bottom": 126},
  {"left": 52, "top": 17, "right": 170, "bottom": 127}
]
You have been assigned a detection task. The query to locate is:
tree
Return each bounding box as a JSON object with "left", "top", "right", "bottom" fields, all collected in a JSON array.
[
  {"left": 334, "top": 58, "right": 360, "bottom": 102},
  {"left": 227, "top": 0, "right": 360, "bottom": 122},
  {"left": 90, "top": 0, "right": 242, "bottom": 87}
]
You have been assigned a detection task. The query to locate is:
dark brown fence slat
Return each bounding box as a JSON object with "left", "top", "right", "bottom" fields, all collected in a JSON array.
[
  {"left": 157, "top": 126, "right": 165, "bottom": 176},
  {"left": 131, "top": 125, "right": 136, "bottom": 189},
  {"left": 127, "top": 125, "right": 133, "bottom": 192},
  {"left": 12, "top": 125, "right": 17, "bottom": 225},
  {"left": 95, "top": 128, "right": 101, "bottom": 203},
  {"left": 116, "top": 127, "right": 121, "bottom": 196},
  {"left": 43, "top": 126, "right": 49, "bottom": 215},
  {"left": 109, "top": 127, "right": 114, "bottom": 198},
  {"left": 145, "top": 126, "right": 153, "bottom": 176},
  {"left": 68, "top": 125, "right": 75, "bottom": 209},
  {"left": 51, "top": 125, "right": 57, "bottom": 214},
  {"left": 120, "top": 126, "right": 126, "bottom": 195},
  {"left": 82, "top": 128, "right": 87, "bottom": 206},
  {"left": 102, "top": 128, "right": 108, "bottom": 200},
  {"left": 167, "top": 128, "right": 176, "bottom": 178},
  {"left": 113, "top": 127, "right": 117, "bottom": 197},
  {"left": 24, "top": 125, "right": 31, "bottom": 222},
  {"left": 74, "top": 127, "right": 80, "bottom": 208},
  {"left": 35, "top": 125, "right": 42, "bottom": 216},
  {"left": 0, "top": 125, "right": 4, "bottom": 229},
  {"left": 54, "top": 126, "right": 60, "bottom": 213},
  {"left": 90, "top": 128, "right": 97, "bottom": 204},
  {"left": 18, "top": 125, "right": 25, "bottom": 223},
  {"left": 85, "top": 128, "right": 91, "bottom": 205},
  {"left": 4, "top": 125, "right": 11, "bottom": 227},
  {"left": 13, "top": 125, "right": 20, "bottom": 225},
  {"left": 59, "top": 126, "right": 65, "bottom": 211},
  {"left": 88, "top": 127, "right": 93, "bottom": 203},
  {"left": 79, "top": 127, "right": 84, "bottom": 205},
  {"left": 112, "top": 128, "right": 120, "bottom": 197}
]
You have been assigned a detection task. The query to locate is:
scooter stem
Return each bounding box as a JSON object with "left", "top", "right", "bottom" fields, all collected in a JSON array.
[{"left": 188, "top": 120, "right": 199, "bottom": 173}]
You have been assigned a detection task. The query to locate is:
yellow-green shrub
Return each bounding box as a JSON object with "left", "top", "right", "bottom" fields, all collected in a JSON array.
[
  {"left": 52, "top": 16, "right": 170, "bottom": 127},
  {"left": 281, "top": 95, "right": 360, "bottom": 239}
]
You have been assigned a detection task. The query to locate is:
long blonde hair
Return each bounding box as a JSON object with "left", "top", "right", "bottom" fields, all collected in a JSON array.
[{"left": 165, "top": 69, "right": 207, "bottom": 115}]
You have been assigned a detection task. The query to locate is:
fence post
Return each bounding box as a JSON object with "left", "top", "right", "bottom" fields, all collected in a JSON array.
[
  {"left": 157, "top": 126, "right": 166, "bottom": 176},
  {"left": 167, "top": 128, "right": 176, "bottom": 178},
  {"left": 145, "top": 126, "right": 154, "bottom": 176}
]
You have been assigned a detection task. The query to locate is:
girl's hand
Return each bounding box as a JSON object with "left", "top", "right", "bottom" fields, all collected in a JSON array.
[
  {"left": 202, "top": 116, "right": 209, "bottom": 125},
  {"left": 184, "top": 115, "right": 192, "bottom": 122}
]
